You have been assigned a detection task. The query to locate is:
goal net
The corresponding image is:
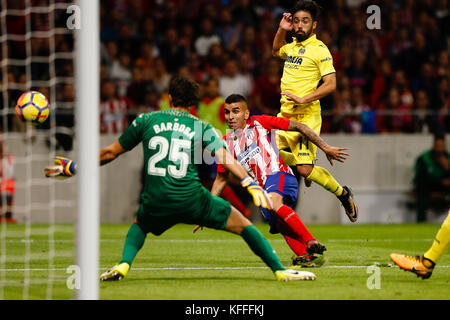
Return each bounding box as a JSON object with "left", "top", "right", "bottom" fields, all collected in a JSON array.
[{"left": 0, "top": 0, "right": 80, "bottom": 300}]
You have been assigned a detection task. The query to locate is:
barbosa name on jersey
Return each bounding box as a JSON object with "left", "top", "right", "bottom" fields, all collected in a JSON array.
[{"left": 153, "top": 121, "right": 196, "bottom": 139}]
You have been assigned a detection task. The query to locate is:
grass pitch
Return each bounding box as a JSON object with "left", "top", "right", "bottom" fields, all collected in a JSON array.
[{"left": 1, "top": 223, "right": 449, "bottom": 300}]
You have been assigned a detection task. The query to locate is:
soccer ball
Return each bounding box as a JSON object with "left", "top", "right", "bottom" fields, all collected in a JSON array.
[{"left": 15, "top": 91, "right": 50, "bottom": 125}]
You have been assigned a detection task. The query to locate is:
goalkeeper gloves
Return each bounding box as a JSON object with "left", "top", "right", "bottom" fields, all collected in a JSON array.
[
  {"left": 241, "top": 176, "right": 273, "bottom": 210},
  {"left": 44, "top": 156, "right": 77, "bottom": 179}
]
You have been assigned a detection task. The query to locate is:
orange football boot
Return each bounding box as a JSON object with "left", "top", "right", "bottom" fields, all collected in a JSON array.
[{"left": 389, "top": 253, "right": 434, "bottom": 279}]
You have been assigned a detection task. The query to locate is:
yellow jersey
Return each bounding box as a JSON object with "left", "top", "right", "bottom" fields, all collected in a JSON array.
[{"left": 279, "top": 34, "right": 335, "bottom": 115}]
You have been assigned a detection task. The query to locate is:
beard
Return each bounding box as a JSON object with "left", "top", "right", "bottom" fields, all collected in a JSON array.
[{"left": 294, "top": 28, "right": 313, "bottom": 42}]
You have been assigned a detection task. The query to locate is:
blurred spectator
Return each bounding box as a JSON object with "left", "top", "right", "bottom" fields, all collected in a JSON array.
[
  {"left": 102, "top": 40, "right": 119, "bottom": 73},
  {"left": 252, "top": 58, "right": 282, "bottom": 115},
  {"left": 236, "top": 25, "right": 262, "bottom": 72},
  {"left": 204, "top": 43, "right": 227, "bottom": 75},
  {"left": 231, "top": 0, "right": 259, "bottom": 27},
  {"left": 348, "top": 86, "right": 374, "bottom": 134},
  {"left": 327, "top": 88, "right": 351, "bottom": 133},
  {"left": 142, "top": 87, "right": 161, "bottom": 113},
  {"left": 369, "top": 58, "right": 393, "bottom": 108},
  {"left": 376, "top": 87, "right": 414, "bottom": 133},
  {"left": 412, "top": 134, "right": 450, "bottom": 222},
  {"left": 153, "top": 57, "right": 171, "bottom": 95},
  {"left": 127, "top": 66, "right": 155, "bottom": 108},
  {"left": 436, "top": 50, "right": 450, "bottom": 78},
  {"left": 99, "top": 81, "right": 131, "bottom": 134},
  {"left": 110, "top": 52, "right": 132, "bottom": 97},
  {"left": 0, "top": 131, "right": 16, "bottom": 224},
  {"left": 180, "top": 23, "right": 195, "bottom": 55},
  {"left": 411, "top": 90, "right": 445, "bottom": 134},
  {"left": 139, "top": 17, "right": 160, "bottom": 45},
  {"left": 218, "top": 7, "right": 241, "bottom": 50},
  {"left": 437, "top": 76, "right": 450, "bottom": 132},
  {"left": 411, "top": 62, "right": 440, "bottom": 108},
  {"left": 392, "top": 70, "right": 414, "bottom": 108},
  {"left": 194, "top": 18, "right": 221, "bottom": 57},
  {"left": 134, "top": 40, "right": 158, "bottom": 69},
  {"left": 346, "top": 48, "right": 373, "bottom": 94},
  {"left": 197, "top": 78, "right": 227, "bottom": 137},
  {"left": 54, "top": 83, "right": 75, "bottom": 151},
  {"left": 158, "top": 27, "right": 187, "bottom": 73},
  {"left": 186, "top": 52, "right": 206, "bottom": 84},
  {"left": 399, "top": 31, "right": 430, "bottom": 78},
  {"left": 388, "top": 27, "right": 412, "bottom": 60},
  {"left": 341, "top": 16, "right": 382, "bottom": 65},
  {"left": 219, "top": 58, "right": 252, "bottom": 99}
]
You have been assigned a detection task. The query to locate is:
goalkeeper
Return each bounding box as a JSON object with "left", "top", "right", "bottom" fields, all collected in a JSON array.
[{"left": 45, "top": 76, "right": 316, "bottom": 282}]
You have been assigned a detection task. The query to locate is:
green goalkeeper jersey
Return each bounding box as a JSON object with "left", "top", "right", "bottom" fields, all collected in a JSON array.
[{"left": 118, "top": 109, "right": 225, "bottom": 210}]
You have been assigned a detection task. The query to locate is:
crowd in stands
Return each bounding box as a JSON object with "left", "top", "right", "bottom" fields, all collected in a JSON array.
[
  {"left": 1, "top": 0, "right": 450, "bottom": 139},
  {"left": 97, "top": 0, "right": 450, "bottom": 135}
]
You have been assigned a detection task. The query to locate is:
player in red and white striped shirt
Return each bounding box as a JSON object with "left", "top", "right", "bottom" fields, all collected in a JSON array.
[{"left": 208, "top": 94, "right": 349, "bottom": 266}]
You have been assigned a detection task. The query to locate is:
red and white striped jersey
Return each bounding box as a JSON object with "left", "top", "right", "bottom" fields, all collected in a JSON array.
[
  {"left": 100, "top": 98, "right": 130, "bottom": 134},
  {"left": 217, "top": 115, "right": 293, "bottom": 186}
]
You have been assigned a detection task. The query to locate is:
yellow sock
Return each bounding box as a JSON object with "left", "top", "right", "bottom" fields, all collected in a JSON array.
[
  {"left": 306, "top": 166, "right": 344, "bottom": 196},
  {"left": 424, "top": 211, "right": 450, "bottom": 264}
]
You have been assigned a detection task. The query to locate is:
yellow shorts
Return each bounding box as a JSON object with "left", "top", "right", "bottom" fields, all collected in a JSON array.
[{"left": 276, "top": 112, "right": 322, "bottom": 165}]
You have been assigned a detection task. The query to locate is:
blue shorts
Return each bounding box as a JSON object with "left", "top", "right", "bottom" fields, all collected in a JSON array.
[{"left": 261, "top": 171, "right": 299, "bottom": 233}]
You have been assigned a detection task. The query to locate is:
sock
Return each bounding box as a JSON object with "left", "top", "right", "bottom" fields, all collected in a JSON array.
[
  {"left": 222, "top": 186, "right": 251, "bottom": 218},
  {"left": 424, "top": 212, "right": 450, "bottom": 264},
  {"left": 241, "top": 225, "right": 285, "bottom": 272},
  {"left": 306, "top": 166, "right": 344, "bottom": 196},
  {"left": 283, "top": 235, "right": 308, "bottom": 256},
  {"left": 120, "top": 223, "right": 147, "bottom": 266},
  {"left": 276, "top": 205, "right": 315, "bottom": 243}
]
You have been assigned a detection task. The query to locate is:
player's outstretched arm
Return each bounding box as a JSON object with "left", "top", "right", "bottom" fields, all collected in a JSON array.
[
  {"left": 215, "top": 147, "right": 272, "bottom": 210},
  {"left": 211, "top": 172, "right": 229, "bottom": 197},
  {"left": 287, "top": 120, "right": 349, "bottom": 166},
  {"left": 45, "top": 140, "right": 127, "bottom": 179},
  {"left": 99, "top": 140, "right": 127, "bottom": 166}
]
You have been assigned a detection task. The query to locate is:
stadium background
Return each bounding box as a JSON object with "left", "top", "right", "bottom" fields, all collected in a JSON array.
[{"left": 1, "top": 0, "right": 449, "bottom": 225}]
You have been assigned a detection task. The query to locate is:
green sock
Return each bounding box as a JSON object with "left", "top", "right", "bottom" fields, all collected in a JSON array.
[
  {"left": 120, "top": 223, "right": 147, "bottom": 266},
  {"left": 241, "top": 225, "right": 285, "bottom": 272}
]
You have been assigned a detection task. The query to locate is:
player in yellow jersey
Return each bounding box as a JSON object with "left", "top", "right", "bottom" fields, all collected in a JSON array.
[
  {"left": 272, "top": 0, "right": 358, "bottom": 222},
  {"left": 390, "top": 210, "right": 450, "bottom": 279}
]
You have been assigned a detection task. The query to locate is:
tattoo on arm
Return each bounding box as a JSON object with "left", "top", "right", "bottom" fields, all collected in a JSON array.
[{"left": 288, "top": 121, "right": 328, "bottom": 151}]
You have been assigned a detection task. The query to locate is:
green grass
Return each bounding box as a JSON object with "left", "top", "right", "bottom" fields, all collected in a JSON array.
[{"left": 0, "top": 223, "right": 449, "bottom": 300}]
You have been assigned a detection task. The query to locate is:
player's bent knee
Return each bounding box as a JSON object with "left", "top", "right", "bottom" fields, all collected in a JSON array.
[{"left": 297, "top": 164, "right": 313, "bottom": 177}]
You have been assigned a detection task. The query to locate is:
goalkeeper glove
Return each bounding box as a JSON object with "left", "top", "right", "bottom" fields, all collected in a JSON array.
[
  {"left": 241, "top": 176, "right": 273, "bottom": 210},
  {"left": 44, "top": 156, "right": 77, "bottom": 179}
]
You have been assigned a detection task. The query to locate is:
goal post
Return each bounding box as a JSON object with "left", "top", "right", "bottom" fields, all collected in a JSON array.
[{"left": 74, "top": 0, "right": 99, "bottom": 300}]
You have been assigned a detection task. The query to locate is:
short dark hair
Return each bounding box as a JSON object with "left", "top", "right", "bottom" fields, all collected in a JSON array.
[
  {"left": 225, "top": 94, "right": 247, "bottom": 105},
  {"left": 434, "top": 133, "right": 445, "bottom": 142},
  {"left": 169, "top": 77, "right": 200, "bottom": 108},
  {"left": 291, "top": 0, "right": 321, "bottom": 21}
]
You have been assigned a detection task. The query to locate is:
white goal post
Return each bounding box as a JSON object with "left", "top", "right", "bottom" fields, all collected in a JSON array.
[{"left": 74, "top": 0, "right": 99, "bottom": 300}]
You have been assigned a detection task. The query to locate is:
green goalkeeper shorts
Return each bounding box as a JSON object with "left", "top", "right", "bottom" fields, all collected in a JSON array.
[{"left": 136, "top": 187, "right": 232, "bottom": 236}]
